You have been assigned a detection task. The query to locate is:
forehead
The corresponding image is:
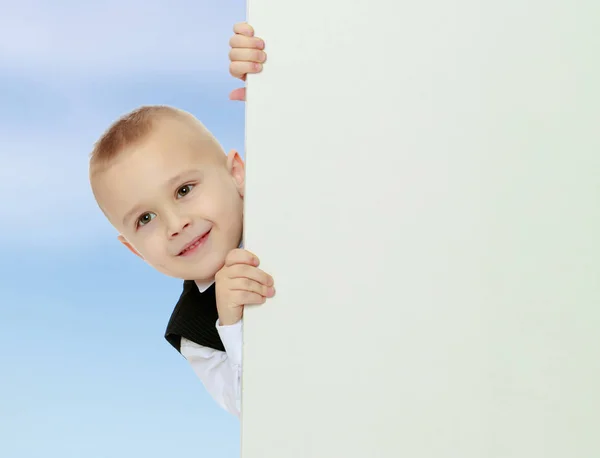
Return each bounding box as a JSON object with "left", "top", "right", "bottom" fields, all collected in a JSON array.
[
  {"left": 129, "top": 117, "right": 218, "bottom": 166},
  {"left": 93, "top": 118, "right": 221, "bottom": 225}
]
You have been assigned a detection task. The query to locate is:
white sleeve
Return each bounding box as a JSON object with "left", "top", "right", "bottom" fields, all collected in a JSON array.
[{"left": 179, "top": 319, "right": 243, "bottom": 417}]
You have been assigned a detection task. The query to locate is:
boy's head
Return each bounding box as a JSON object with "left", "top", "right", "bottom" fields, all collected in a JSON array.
[{"left": 89, "top": 106, "right": 245, "bottom": 282}]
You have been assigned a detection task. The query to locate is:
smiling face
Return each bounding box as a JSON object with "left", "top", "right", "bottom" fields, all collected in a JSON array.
[{"left": 92, "top": 116, "right": 245, "bottom": 281}]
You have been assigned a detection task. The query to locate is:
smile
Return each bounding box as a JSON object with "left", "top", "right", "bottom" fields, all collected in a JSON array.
[{"left": 178, "top": 230, "right": 211, "bottom": 256}]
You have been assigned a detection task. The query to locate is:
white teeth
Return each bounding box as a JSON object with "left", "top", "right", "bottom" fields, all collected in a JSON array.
[{"left": 182, "top": 235, "right": 204, "bottom": 254}]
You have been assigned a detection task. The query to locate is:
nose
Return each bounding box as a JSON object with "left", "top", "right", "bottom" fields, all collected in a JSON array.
[{"left": 165, "top": 212, "right": 192, "bottom": 239}]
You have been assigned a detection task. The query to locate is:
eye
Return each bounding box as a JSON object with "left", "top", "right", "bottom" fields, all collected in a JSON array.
[
  {"left": 177, "top": 184, "right": 195, "bottom": 198},
  {"left": 137, "top": 212, "right": 156, "bottom": 227}
]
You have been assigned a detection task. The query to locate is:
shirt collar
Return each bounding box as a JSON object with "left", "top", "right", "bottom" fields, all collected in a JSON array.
[{"left": 194, "top": 279, "right": 214, "bottom": 293}]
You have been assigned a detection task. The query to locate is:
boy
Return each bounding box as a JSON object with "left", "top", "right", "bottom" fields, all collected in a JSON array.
[{"left": 88, "top": 23, "right": 270, "bottom": 418}]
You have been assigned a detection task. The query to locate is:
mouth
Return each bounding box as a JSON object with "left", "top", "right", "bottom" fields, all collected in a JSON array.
[{"left": 178, "top": 229, "right": 211, "bottom": 256}]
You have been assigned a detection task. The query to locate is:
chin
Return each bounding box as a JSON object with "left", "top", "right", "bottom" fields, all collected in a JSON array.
[
  {"left": 182, "top": 260, "right": 225, "bottom": 282},
  {"left": 155, "top": 247, "right": 231, "bottom": 281},
  {"left": 150, "top": 264, "right": 207, "bottom": 282}
]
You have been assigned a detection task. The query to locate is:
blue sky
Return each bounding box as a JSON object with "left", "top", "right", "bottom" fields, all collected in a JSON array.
[{"left": 0, "top": 1, "right": 247, "bottom": 456}]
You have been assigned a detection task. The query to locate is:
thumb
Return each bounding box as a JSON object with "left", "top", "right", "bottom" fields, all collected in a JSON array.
[{"left": 229, "top": 87, "right": 247, "bottom": 101}]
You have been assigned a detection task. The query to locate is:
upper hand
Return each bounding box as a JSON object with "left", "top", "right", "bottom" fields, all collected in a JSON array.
[{"left": 228, "top": 22, "right": 267, "bottom": 101}]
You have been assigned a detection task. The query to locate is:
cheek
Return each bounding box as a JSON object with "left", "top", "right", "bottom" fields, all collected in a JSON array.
[
  {"left": 216, "top": 191, "right": 243, "bottom": 224},
  {"left": 132, "top": 229, "right": 166, "bottom": 259},
  {"left": 192, "top": 189, "right": 227, "bottom": 219},
  {"left": 187, "top": 183, "right": 243, "bottom": 229}
]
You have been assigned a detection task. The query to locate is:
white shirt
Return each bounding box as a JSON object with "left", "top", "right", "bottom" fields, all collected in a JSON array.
[{"left": 179, "top": 280, "right": 242, "bottom": 418}]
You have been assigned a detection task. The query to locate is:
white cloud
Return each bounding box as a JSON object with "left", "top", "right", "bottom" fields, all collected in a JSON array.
[{"left": 0, "top": 0, "right": 244, "bottom": 78}]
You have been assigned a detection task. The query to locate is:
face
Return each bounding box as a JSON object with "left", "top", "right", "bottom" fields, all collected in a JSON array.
[{"left": 93, "top": 117, "right": 245, "bottom": 281}]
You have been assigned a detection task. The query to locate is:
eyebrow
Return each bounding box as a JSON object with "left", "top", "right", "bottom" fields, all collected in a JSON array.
[
  {"left": 166, "top": 170, "right": 197, "bottom": 189},
  {"left": 121, "top": 170, "right": 200, "bottom": 226}
]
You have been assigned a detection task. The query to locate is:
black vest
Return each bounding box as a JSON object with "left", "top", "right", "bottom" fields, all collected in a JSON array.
[{"left": 164, "top": 280, "right": 225, "bottom": 353}]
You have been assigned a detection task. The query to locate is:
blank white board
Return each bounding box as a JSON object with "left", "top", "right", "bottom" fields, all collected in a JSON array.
[{"left": 241, "top": 1, "right": 600, "bottom": 457}]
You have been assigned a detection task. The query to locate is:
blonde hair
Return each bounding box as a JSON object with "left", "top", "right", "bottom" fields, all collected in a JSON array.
[{"left": 90, "top": 106, "right": 191, "bottom": 173}]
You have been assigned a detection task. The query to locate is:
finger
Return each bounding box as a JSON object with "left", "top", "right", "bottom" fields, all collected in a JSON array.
[
  {"left": 225, "top": 248, "right": 259, "bottom": 267},
  {"left": 227, "top": 265, "right": 274, "bottom": 287},
  {"left": 228, "top": 48, "right": 267, "bottom": 64},
  {"left": 230, "top": 277, "right": 274, "bottom": 298},
  {"left": 229, "top": 87, "right": 246, "bottom": 101},
  {"left": 229, "top": 34, "right": 264, "bottom": 50},
  {"left": 229, "top": 61, "right": 263, "bottom": 79},
  {"left": 233, "top": 22, "right": 254, "bottom": 37},
  {"left": 233, "top": 290, "right": 266, "bottom": 306}
]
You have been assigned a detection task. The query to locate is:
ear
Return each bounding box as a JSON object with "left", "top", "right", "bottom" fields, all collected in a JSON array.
[
  {"left": 226, "top": 149, "right": 246, "bottom": 197},
  {"left": 117, "top": 234, "right": 144, "bottom": 260}
]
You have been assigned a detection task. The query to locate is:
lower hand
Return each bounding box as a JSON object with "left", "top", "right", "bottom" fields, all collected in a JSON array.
[{"left": 215, "top": 248, "right": 275, "bottom": 325}]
